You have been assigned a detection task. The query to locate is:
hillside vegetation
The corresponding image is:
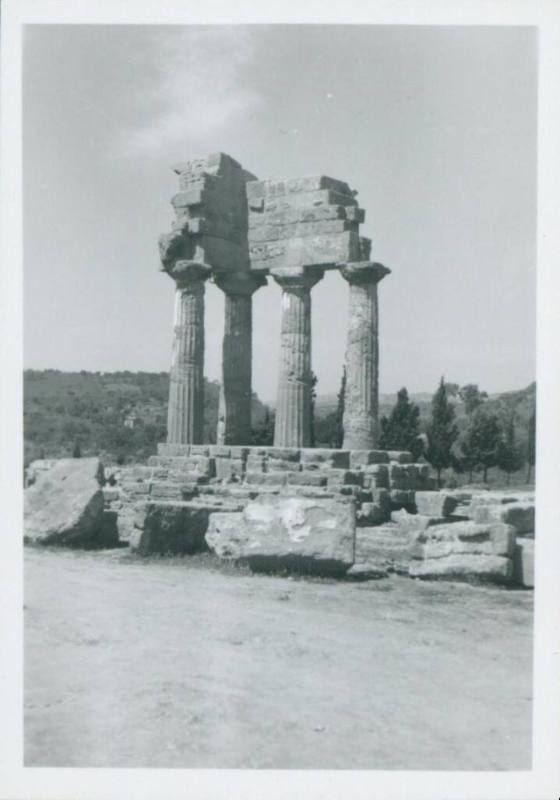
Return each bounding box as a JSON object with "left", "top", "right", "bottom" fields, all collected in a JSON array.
[
  {"left": 23, "top": 369, "right": 268, "bottom": 466},
  {"left": 24, "top": 370, "right": 535, "bottom": 479}
]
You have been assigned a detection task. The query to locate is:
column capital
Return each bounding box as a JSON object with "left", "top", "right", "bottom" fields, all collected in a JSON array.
[
  {"left": 271, "top": 266, "right": 324, "bottom": 291},
  {"left": 214, "top": 271, "right": 267, "bottom": 296},
  {"left": 339, "top": 261, "right": 391, "bottom": 286},
  {"left": 166, "top": 260, "right": 212, "bottom": 290}
]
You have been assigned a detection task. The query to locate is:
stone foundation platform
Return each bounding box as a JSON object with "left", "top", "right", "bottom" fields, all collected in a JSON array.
[{"left": 108, "top": 445, "right": 436, "bottom": 544}]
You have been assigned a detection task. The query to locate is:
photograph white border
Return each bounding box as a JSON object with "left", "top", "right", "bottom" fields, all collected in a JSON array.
[{"left": 1, "top": 2, "right": 559, "bottom": 798}]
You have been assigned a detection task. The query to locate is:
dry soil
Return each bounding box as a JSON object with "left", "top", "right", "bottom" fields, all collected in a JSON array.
[{"left": 24, "top": 547, "right": 533, "bottom": 769}]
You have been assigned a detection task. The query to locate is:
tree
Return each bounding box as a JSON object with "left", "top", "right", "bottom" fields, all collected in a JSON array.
[
  {"left": 335, "top": 365, "right": 346, "bottom": 449},
  {"left": 426, "top": 378, "right": 458, "bottom": 487},
  {"left": 461, "top": 408, "right": 502, "bottom": 483},
  {"left": 496, "top": 413, "right": 524, "bottom": 484},
  {"left": 252, "top": 408, "right": 275, "bottom": 446},
  {"left": 459, "top": 384, "right": 488, "bottom": 415},
  {"left": 309, "top": 371, "right": 318, "bottom": 448},
  {"left": 526, "top": 406, "right": 536, "bottom": 483},
  {"left": 379, "top": 387, "right": 423, "bottom": 460}
]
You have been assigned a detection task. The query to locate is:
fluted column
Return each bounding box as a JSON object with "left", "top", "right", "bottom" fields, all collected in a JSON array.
[
  {"left": 166, "top": 261, "right": 211, "bottom": 444},
  {"left": 215, "top": 272, "right": 267, "bottom": 445},
  {"left": 272, "top": 268, "right": 324, "bottom": 448},
  {"left": 340, "top": 261, "right": 390, "bottom": 450}
]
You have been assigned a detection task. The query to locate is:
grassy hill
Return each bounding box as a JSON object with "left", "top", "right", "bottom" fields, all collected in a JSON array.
[{"left": 23, "top": 370, "right": 268, "bottom": 466}]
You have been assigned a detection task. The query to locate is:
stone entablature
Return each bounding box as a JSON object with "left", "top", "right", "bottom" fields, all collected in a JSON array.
[{"left": 158, "top": 152, "right": 390, "bottom": 449}]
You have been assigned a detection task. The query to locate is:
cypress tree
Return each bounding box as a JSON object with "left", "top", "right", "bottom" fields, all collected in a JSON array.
[
  {"left": 497, "top": 413, "right": 524, "bottom": 484},
  {"left": 379, "top": 387, "right": 422, "bottom": 459},
  {"left": 426, "top": 378, "right": 458, "bottom": 487}
]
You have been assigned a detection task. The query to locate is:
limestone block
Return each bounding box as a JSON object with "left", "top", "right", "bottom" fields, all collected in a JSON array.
[
  {"left": 24, "top": 458, "right": 108, "bottom": 548},
  {"left": 249, "top": 205, "right": 349, "bottom": 228},
  {"left": 249, "top": 230, "right": 359, "bottom": 272},
  {"left": 354, "top": 525, "right": 413, "bottom": 573},
  {"left": 350, "top": 450, "right": 390, "bottom": 468},
  {"left": 512, "top": 538, "right": 534, "bottom": 588},
  {"left": 362, "top": 465, "right": 390, "bottom": 489},
  {"left": 247, "top": 175, "right": 354, "bottom": 201},
  {"left": 286, "top": 473, "right": 328, "bottom": 486},
  {"left": 215, "top": 457, "right": 233, "bottom": 482},
  {"left": 264, "top": 447, "right": 301, "bottom": 462},
  {"left": 157, "top": 443, "right": 192, "bottom": 457},
  {"left": 102, "top": 487, "right": 121, "bottom": 504},
  {"left": 266, "top": 458, "right": 301, "bottom": 472},
  {"left": 409, "top": 554, "right": 513, "bottom": 583},
  {"left": 130, "top": 501, "right": 213, "bottom": 555},
  {"left": 472, "top": 502, "right": 535, "bottom": 534},
  {"left": 245, "top": 472, "right": 287, "bottom": 486},
  {"left": 415, "top": 491, "right": 458, "bottom": 518},
  {"left": 206, "top": 495, "right": 355, "bottom": 575},
  {"left": 346, "top": 563, "right": 388, "bottom": 580},
  {"left": 249, "top": 218, "right": 355, "bottom": 243},
  {"left": 300, "top": 449, "right": 350, "bottom": 468},
  {"left": 391, "top": 509, "right": 448, "bottom": 534},
  {"left": 326, "top": 469, "right": 364, "bottom": 487},
  {"left": 412, "top": 521, "right": 516, "bottom": 557},
  {"left": 121, "top": 481, "right": 151, "bottom": 496},
  {"left": 246, "top": 456, "right": 267, "bottom": 472},
  {"left": 190, "top": 445, "right": 211, "bottom": 456},
  {"left": 229, "top": 446, "right": 251, "bottom": 459},
  {"left": 357, "top": 502, "right": 391, "bottom": 526},
  {"left": 389, "top": 490, "right": 417, "bottom": 510},
  {"left": 387, "top": 451, "right": 413, "bottom": 464}
]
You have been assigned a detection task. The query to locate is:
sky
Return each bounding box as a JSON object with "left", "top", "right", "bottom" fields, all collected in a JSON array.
[{"left": 23, "top": 24, "right": 537, "bottom": 401}]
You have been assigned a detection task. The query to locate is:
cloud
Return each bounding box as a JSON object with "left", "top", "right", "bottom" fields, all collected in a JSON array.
[{"left": 120, "top": 26, "right": 262, "bottom": 158}]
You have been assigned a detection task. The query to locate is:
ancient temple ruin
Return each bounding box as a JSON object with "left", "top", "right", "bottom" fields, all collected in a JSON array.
[{"left": 158, "top": 152, "right": 390, "bottom": 450}]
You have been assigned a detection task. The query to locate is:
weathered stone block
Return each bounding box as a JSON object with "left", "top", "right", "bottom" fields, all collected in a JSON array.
[
  {"left": 245, "top": 472, "right": 287, "bottom": 486},
  {"left": 389, "top": 490, "right": 417, "bottom": 510},
  {"left": 354, "top": 525, "right": 413, "bottom": 573},
  {"left": 388, "top": 451, "right": 413, "bottom": 464},
  {"left": 266, "top": 458, "right": 301, "bottom": 472},
  {"left": 472, "top": 502, "right": 535, "bottom": 534},
  {"left": 157, "top": 443, "right": 192, "bottom": 457},
  {"left": 409, "top": 554, "right": 513, "bottom": 583},
  {"left": 229, "top": 446, "right": 251, "bottom": 459},
  {"left": 24, "top": 458, "right": 107, "bottom": 548},
  {"left": 512, "top": 538, "right": 534, "bottom": 588},
  {"left": 215, "top": 457, "right": 233, "bottom": 481},
  {"left": 349, "top": 450, "right": 390, "bottom": 468},
  {"left": 286, "top": 472, "right": 327, "bottom": 486},
  {"left": 206, "top": 495, "right": 355, "bottom": 575},
  {"left": 246, "top": 456, "right": 267, "bottom": 472},
  {"left": 415, "top": 491, "right": 458, "bottom": 518},
  {"left": 391, "top": 509, "right": 448, "bottom": 534},
  {"left": 130, "top": 501, "right": 213, "bottom": 555},
  {"left": 265, "top": 447, "right": 301, "bottom": 461},
  {"left": 300, "top": 449, "right": 350, "bottom": 468},
  {"left": 326, "top": 469, "right": 364, "bottom": 487},
  {"left": 357, "top": 501, "right": 391, "bottom": 526}
]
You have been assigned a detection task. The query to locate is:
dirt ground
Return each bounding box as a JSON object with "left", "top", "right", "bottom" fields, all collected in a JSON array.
[{"left": 24, "top": 548, "right": 533, "bottom": 770}]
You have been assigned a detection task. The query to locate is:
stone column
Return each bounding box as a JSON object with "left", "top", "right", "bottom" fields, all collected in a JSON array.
[
  {"left": 166, "top": 261, "right": 211, "bottom": 444},
  {"left": 272, "top": 268, "right": 324, "bottom": 448},
  {"left": 340, "top": 261, "right": 390, "bottom": 450},
  {"left": 214, "top": 272, "right": 267, "bottom": 445}
]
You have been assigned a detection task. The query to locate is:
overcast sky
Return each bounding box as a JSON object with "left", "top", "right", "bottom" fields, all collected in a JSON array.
[{"left": 23, "top": 24, "right": 536, "bottom": 400}]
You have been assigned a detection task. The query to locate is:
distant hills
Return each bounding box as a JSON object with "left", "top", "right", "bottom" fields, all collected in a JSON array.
[{"left": 23, "top": 369, "right": 535, "bottom": 466}]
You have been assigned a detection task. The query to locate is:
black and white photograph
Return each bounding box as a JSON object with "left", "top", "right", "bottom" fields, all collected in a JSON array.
[{"left": 1, "top": 2, "right": 559, "bottom": 799}]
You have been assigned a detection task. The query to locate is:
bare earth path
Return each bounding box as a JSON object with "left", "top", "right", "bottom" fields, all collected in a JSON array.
[{"left": 24, "top": 548, "right": 533, "bottom": 769}]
